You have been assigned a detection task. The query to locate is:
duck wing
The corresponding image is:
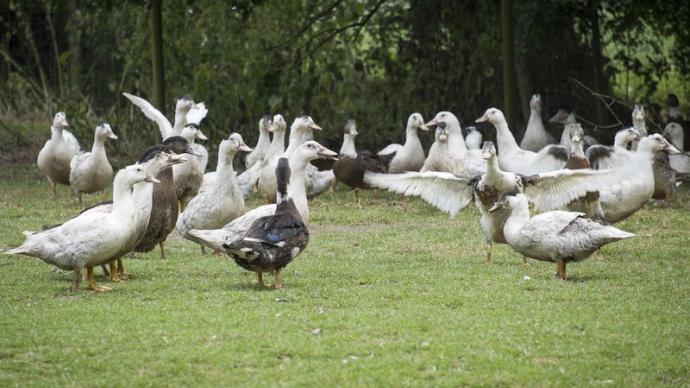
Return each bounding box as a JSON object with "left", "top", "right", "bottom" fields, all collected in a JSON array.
[
  {"left": 62, "top": 130, "right": 81, "bottom": 154},
  {"left": 123, "top": 92, "right": 174, "bottom": 139},
  {"left": 523, "top": 168, "right": 613, "bottom": 212},
  {"left": 186, "top": 102, "right": 208, "bottom": 125},
  {"left": 363, "top": 171, "right": 473, "bottom": 217},
  {"left": 528, "top": 145, "right": 570, "bottom": 173},
  {"left": 378, "top": 143, "right": 403, "bottom": 156}
]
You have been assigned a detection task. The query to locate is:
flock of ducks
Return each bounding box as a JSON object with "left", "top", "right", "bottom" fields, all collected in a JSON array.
[{"left": 5, "top": 93, "right": 689, "bottom": 290}]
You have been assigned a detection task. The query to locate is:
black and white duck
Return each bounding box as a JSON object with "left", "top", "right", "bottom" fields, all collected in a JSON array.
[{"left": 223, "top": 158, "right": 309, "bottom": 289}]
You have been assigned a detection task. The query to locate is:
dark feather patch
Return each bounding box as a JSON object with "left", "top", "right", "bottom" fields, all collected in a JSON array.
[
  {"left": 547, "top": 146, "right": 570, "bottom": 162},
  {"left": 585, "top": 146, "right": 612, "bottom": 170}
]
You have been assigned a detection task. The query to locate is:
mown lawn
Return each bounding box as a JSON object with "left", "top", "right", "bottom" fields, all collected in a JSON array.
[{"left": 1, "top": 164, "right": 689, "bottom": 386}]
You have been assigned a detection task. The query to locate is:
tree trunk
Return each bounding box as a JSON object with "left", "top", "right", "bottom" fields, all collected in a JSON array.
[
  {"left": 151, "top": 0, "right": 165, "bottom": 116},
  {"left": 501, "top": 0, "right": 517, "bottom": 130},
  {"left": 590, "top": 1, "right": 604, "bottom": 124},
  {"left": 513, "top": 23, "right": 532, "bottom": 139},
  {"left": 67, "top": 0, "right": 81, "bottom": 93}
]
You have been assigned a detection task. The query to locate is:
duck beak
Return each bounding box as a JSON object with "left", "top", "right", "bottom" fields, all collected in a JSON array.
[
  {"left": 308, "top": 123, "right": 323, "bottom": 131},
  {"left": 475, "top": 114, "right": 488, "bottom": 123},
  {"left": 488, "top": 201, "right": 502, "bottom": 213},
  {"left": 666, "top": 143, "right": 682, "bottom": 155},
  {"left": 108, "top": 133, "right": 118, "bottom": 140},
  {"left": 571, "top": 136, "right": 582, "bottom": 142},
  {"left": 185, "top": 146, "right": 201, "bottom": 157},
  {"left": 62, "top": 119, "right": 70, "bottom": 127},
  {"left": 145, "top": 175, "right": 161, "bottom": 184},
  {"left": 317, "top": 147, "right": 338, "bottom": 160},
  {"left": 422, "top": 119, "right": 438, "bottom": 130},
  {"left": 196, "top": 130, "right": 208, "bottom": 141},
  {"left": 168, "top": 153, "right": 189, "bottom": 165},
  {"left": 239, "top": 143, "right": 253, "bottom": 153}
]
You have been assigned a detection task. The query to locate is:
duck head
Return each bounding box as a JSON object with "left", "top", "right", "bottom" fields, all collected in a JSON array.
[
  {"left": 222, "top": 133, "right": 252, "bottom": 154},
  {"left": 181, "top": 123, "right": 207, "bottom": 142},
  {"left": 482, "top": 141, "right": 497, "bottom": 160},
  {"left": 567, "top": 123, "right": 584, "bottom": 143},
  {"left": 475, "top": 108, "right": 504, "bottom": 125},
  {"left": 293, "top": 115, "right": 322, "bottom": 132},
  {"left": 407, "top": 113, "right": 427, "bottom": 132},
  {"left": 161, "top": 136, "right": 199, "bottom": 156},
  {"left": 632, "top": 104, "right": 645, "bottom": 122},
  {"left": 259, "top": 115, "right": 272, "bottom": 133},
  {"left": 269, "top": 114, "right": 286, "bottom": 133},
  {"left": 344, "top": 119, "right": 358, "bottom": 137},
  {"left": 663, "top": 122, "right": 684, "bottom": 149},
  {"left": 488, "top": 192, "right": 526, "bottom": 213},
  {"left": 548, "top": 106, "right": 575, "bottom": 124},
  {"left": 529, "top": 94, "right": 542, "bottom": 111},
  {"left": 275, "top": 157, "right": 291, "bottom": 202},
  {"left": 295, "top": 141, "right": 338, "bottom": 164},
  {"left": 639, "top": 134, "right": 681, "bottom": 154},
  {"left": 95, "top": 123, "right": 118, "bottom": 141},
  {"left": 138, "top": 146, "right": 189, "bottom": 176},
  {"left": 123, "top": 164, "right": 161, "bottom": 187},
  {"left": 53, "top": 112, "right": 69, "bottom": 129},
  {"left": 464, "top": 126, "right": 483, "bottom": 150}
]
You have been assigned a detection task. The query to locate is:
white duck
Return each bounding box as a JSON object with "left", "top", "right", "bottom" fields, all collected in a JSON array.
[
  {"left": 69, "top": 123, "right": 118, "bottom": 203},
  {"left": 364, "top": 141, "right": 613, "bottom": 262},
  {"left": 176, "top": 134, "right": 252, "bottom": 252},
  {"left": 122, "top": 92, "right": 195, "bottom": 139},
  {"left": 464, "top": 126, "right": 483, "bottom": 151},
  {"left": 37, "top": 112, "right": 81, "bottom": 194},
  {"left": 188, "top": 141, "right": 338, "bottom": 252},
  {"left": 185, "top": 105, "right": 210, "bottom": 172},
  {"left": 5, "top": 165, "right": 159, "bottom": 292},
  {"left": 630, "top": 104, "right": 648, "bottom": 150},
  {"left": 494, "top": 193, "right": 635, "bottom": 280},
  {"left": 245, "top": 115, "right": 273, "bottom": 169},
  {"left": 476, "top": 108, "right": 569, "bottom": 175},
  {"left": 423, "top": 111, "right": 485, "bottom": 177},
  {"left": 585, "top": 127, "right": 640, "bottom": 169},
  {"left": 549, "top": 107, "right": 599, "bottom": 148},
  {"left": 663, "top": 122, "right": 690, "bottom": 174},
  {"left": 379, "top": 113, "right": 428, "bottom": 173},
  {"left": 258, "top": 115, "right": 321, "bottom": 202},
  {"left": 420, "top": 124, "right": 450, "bottom": 172},
  {"left": 174, "top": 123, "right": 207, "bottom": 207},
  {"left": 591, "top": 134, "right": 681, "bottom": 222},
  {"left": 520, "top": 94, "right": 555, "bottom": 151}
]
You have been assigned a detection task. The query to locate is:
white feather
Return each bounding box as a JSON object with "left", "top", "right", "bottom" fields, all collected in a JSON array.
[{"left": 122, "top": 92, "right": 174, "bottom": 139}]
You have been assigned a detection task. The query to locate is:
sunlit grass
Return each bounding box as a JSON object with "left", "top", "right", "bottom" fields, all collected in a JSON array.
[{"left": 1, "top": 164, "right": 689, "bottom": 386}]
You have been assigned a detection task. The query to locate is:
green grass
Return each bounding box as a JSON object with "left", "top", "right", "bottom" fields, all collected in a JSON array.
[{"left": 1, "top": 164, "right": 689, "bottom": 386}]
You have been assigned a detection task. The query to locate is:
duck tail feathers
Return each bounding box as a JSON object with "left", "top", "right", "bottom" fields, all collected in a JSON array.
[{"left": 187, "top": 229, "right": 225, "bottom": 252}]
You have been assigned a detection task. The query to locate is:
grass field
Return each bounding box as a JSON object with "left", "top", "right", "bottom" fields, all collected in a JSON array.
[{"left": 1, "top": 164, "right": 689, "bottom": 386}]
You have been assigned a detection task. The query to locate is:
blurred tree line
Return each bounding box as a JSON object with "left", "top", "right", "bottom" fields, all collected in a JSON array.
[{"left": 0, "top": 0, "right": 688, "bottom": 157}]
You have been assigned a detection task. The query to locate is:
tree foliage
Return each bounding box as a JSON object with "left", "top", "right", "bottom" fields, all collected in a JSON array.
[{"left": 0, "top": 0, "right": 688, "bottom": 153}]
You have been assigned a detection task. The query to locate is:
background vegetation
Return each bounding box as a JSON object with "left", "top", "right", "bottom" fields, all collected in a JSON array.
[{"left": 1, "top": 0, "right": 688, "bottom": 159}]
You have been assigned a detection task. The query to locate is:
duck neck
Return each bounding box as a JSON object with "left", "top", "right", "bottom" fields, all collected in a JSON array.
[
  {"left": 285, "top": 128, "right": 308, "bottom": 155},
  {"left": 447, "top": 123, "right": 468, "bottom": 153},
  {"left": 287, "top": 155, "right": 310, "bottom": 223},
  {"left": 50, "top": 125, "right": 63, "bottom": 140},
  {"left": 215, "top": 151, "right": 236, "bottom": 180},
  {"left": 484, "top": 156, "right": 502, "bottom": 181},
  {"left": 669, "top": 106, "right": 681, "bottom": 119},
  {"left": 111, "top": 177, "right": 137, "bottom": 218},
  {"left": 90, "top": 135, "right": 107, "bottom": 157},
  {"left": 404, "top": 126, "right": 420, "bottom": 147},
  {"left": 571, "top": 141, "right": 585, "bottom": 158},
  {"left": 527, "top": 107, "right": 544, "bottom": 132},
  {"left": 505, "top": 202, "right": 530, "bottom": 232},
  {"left": 267, "top": 128, "right": 286, "bottom": 157},
  {"left": 493, "top": 118, "right": 519, "bottom": 153},
  {"left": 172, "top": 109, "right": 188, "bottom": 134},
  {"left": 256, "top": 127, "right": 271, "bottom": 150},
  {"left": 614, "top": 132, "right": 632, "bottom": 149},
  {"left": 340, "top": 134, "right": 357, "bottom": 157}
]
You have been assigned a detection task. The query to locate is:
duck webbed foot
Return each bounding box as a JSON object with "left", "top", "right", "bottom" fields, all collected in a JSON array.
[
  {"left": 109, "top": 262, "right": 121, "bottom": 283},
  {"left": 116, "top": 259, "right": 130, "bottom": 280},
  {"left": 86, "top": 266, "right": 112, "bottom": 292}
]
